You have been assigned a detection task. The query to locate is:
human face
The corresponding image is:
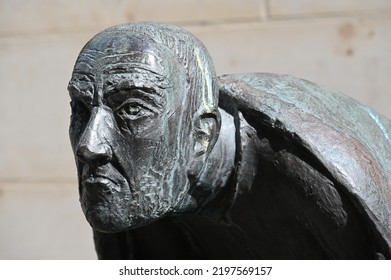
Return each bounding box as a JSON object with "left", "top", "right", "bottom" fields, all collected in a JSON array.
[{"left": 68, "top": 36, "right": 194, "bottom": 232}]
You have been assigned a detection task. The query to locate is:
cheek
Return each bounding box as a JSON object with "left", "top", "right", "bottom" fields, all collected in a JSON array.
[
  {"left": 116, "top": 108, "right": 188, "bottom": 181},
  {"left": 69, "top": 120, "right": 83, "bottom": 150},
  {"left": 119, "top": 116, "right": 168, "bottom": 139}
]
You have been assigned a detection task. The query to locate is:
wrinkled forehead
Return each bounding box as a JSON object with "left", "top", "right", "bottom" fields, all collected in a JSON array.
[{"left": 72, "top": 33, "right": 172, "bottom": 78}]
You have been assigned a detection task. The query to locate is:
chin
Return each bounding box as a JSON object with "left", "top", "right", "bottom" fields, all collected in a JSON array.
[
  {"left": 83, "top": 206, "right": 128, "bottom": 233},
  {"left": 84, "top": 205, "right": 168, "bottom": 233}
]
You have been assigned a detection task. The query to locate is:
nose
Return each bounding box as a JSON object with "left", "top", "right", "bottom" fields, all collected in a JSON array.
[
  {"left": 77, "top": 143, "right": 112, "bottom": 165},
  {"left": 76, "top": 107, "right": 113, "bottom": 165}
]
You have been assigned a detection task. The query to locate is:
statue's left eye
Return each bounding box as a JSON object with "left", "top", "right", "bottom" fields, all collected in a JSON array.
[
  {"left": 124, "top": 103, "right": 141, "bottom": 115},
  {"left": 116, "top": 101, "right": 153, "bottom": 121}
]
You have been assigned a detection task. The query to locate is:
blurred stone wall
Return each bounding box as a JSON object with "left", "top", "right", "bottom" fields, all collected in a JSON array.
[{"left": 1, "top": 0, "right": 390, "bottom": 259}]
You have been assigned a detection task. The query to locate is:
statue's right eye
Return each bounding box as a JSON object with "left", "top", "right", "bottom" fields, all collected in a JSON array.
[
  {"left": 70, "top": 99, "right": 90, "bottom": 119},
  {"left": 69, "top": 99, "right": 91, "bottom": 139}
]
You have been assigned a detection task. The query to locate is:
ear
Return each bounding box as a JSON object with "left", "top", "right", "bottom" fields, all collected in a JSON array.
[
  {"left": 193, "top": 110, "right": 221, "bottom": 157},
  {"left": 188, "top": 110, "right": 221, "bottom": 177}
]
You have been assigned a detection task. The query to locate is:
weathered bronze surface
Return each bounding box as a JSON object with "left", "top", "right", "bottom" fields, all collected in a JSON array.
[{"left": 68, "top": 22, "right": 391, "bottom": 259}]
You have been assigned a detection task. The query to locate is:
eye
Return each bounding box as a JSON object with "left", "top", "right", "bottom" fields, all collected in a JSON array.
[
  {"left": 116, "top": 101, "right": 154, "bottom": 121},
  {"left": 70, "top": 99, "right": 90, "bottom": 118},
  {"left": 69, "top": 99, "right": 91, "bottom": 139}
]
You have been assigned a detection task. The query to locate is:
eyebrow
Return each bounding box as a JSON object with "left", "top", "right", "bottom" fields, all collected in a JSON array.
[
  {"left": 103, "top": 63, "right": 163, "bottom": 76},
  {"left": 67, "top": 81, "right": 93, "bottom": 103},
  {"left": 102, "top": 70, "right": 170, "bottom": 98}
]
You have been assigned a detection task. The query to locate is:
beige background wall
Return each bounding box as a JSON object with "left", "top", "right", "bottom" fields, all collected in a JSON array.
[{"left": 1, "top": 0, "right": 390, "bottom": 259}]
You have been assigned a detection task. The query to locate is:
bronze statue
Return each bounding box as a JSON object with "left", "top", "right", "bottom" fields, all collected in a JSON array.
[{"left": 68, "top": 22, "right": 391, "bottom": 259}]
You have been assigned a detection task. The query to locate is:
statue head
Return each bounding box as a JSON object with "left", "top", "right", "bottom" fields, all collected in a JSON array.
[{"left": 68, "top": 22, "right": 220, "bottom": 232}]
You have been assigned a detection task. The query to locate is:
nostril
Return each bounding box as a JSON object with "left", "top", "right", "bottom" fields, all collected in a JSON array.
[
  {"left": 76, "top": 146, "right": 88, "bottom": 161},
  {"left": 76, "top": 144, "right": 112, "bottom": 164}
]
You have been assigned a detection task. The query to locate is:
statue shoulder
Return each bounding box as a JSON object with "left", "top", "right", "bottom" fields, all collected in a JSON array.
[{"left": 219, "top": 73, "right": 391, "bottom": 252}]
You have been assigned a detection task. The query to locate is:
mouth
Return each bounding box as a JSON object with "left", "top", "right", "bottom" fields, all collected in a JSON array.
[
  {"left": 83, "top": 173, "right": 119, "bottom": 185},
  {"left": 81, "top": 173, "right": 130, "bottom": 203}
]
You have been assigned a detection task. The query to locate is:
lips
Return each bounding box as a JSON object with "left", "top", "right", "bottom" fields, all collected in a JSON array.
[
  {"left": 79, "top": 163, "right": 132, "bottom": 203},
  {"left": 80, "top": 177, "right": 113, "bottom": 201},
  {"left": 83, "top": 175, "right": 119, "bottom": 188},
  {"left": 81, "top": 171, "right": 131, "bottom": 202}
]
